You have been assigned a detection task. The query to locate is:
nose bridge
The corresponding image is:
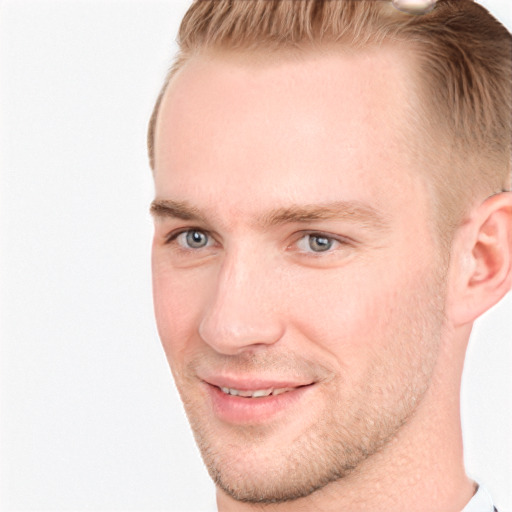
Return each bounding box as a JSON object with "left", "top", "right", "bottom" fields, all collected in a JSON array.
[{"left": 198, "top": 242, "right": 284, "bottom": 354}]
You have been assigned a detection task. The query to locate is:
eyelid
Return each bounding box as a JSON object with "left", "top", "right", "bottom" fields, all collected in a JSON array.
[
  {"left": 297, "top": 230, "right": 353, "bottom": 243},
  {"left": 291, "top": 231, "right": 354, "bottom": 253},
  {"left": 162, "top": 227, "right": 353, "bottom": 255},
  {"left": 165, "top": 227, "right": 215, "bottom": 247}
]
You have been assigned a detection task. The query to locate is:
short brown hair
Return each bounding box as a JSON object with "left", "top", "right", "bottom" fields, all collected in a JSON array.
[{"left": 148, "top": 0, "right": 511, "bottom": 238}]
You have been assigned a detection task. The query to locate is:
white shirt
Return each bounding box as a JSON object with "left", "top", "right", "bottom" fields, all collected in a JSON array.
[{"left": 462, "top": 485, "right": 496, "bottom": 512}]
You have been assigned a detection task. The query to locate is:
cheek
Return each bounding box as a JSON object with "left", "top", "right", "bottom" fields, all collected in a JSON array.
[
  {"left": 286, "top": 261, "right": 423, "bottom": 371},
  {"left": 289, "top": 262, "right": 391, "bottom": 332},
  {"left": 151, "top": 259, "right": 209, "bottom": 361}
]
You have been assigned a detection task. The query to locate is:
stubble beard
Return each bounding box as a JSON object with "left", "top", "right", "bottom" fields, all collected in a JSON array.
[{"left": 174, "top": 266, "right": 448, "bottom": 505}]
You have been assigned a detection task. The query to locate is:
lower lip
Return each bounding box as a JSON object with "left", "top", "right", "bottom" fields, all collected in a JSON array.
[{"left": 204, "top": 383, "right": 314, "bottom": 424}]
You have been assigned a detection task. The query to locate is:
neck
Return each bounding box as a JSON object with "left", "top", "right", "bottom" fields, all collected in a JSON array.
[{"left": 216, "top": 328, "right": 476, "bottom": 512}]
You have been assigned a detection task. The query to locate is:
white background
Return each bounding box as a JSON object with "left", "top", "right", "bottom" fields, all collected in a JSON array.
[{"left": 0, "top": 1, "right": 510, "bottom": 511}]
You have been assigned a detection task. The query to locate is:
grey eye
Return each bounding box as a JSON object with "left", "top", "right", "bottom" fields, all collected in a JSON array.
[
  {"left": 307, "top": 235, "right": 334, "bottom": 252},
  {"left": 183, "top": 230, "right": 209, "bottom": 249}
]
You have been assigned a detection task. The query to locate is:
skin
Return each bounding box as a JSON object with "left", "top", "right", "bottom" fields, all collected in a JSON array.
[{"left": 151, "top": 45, "right": 512, "bottom": 511}]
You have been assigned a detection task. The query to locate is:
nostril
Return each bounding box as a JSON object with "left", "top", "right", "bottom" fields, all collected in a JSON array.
[{"left": 198, "top": 313, "right": 285, "bottom": 355}]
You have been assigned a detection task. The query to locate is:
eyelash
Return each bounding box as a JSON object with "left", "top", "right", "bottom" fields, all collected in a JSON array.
[
  {"left": 165, "top": 228, "right": 350, "bottom": 255},
  {"left": 166, "top": 229, "right": 215, "bottom": 250}
]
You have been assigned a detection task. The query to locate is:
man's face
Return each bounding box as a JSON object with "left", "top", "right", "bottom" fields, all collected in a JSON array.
[{"left": 151, "top": 47, "right": 448, "bottom": 503}]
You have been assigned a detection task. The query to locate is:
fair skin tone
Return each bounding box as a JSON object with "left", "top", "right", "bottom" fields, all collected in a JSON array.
[{"left": 151, "top": 45, "right": 512, "bottom": 512}]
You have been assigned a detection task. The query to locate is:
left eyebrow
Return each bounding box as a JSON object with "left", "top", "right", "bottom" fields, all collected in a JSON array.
[
  {"left": 150, "top": 199, "right": 391, "bottom": 232},
  {"left": 257, "top": 201, "right": 391, "bottom": 232}
]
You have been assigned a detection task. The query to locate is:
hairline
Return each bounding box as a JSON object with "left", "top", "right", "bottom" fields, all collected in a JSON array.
[
  {"left": 149, "top": 38, "right": 427, "bottom": 170},
  {"left": 148, "top": 37, "right": 509, "bottom": 254}
]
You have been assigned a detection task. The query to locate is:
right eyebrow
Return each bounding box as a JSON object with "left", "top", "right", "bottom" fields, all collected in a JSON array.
[{"left": 150, "top": 199, "right": 206, "bottom": 222}]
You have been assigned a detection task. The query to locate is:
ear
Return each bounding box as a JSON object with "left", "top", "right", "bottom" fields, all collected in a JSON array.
[{"left": 447, "top": 191, "right": 512, "bottom": 326}]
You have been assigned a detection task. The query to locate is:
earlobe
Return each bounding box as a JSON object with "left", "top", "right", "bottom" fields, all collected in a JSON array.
[{"left": 448, "top": 192, "right": 512, "bottom": 326}]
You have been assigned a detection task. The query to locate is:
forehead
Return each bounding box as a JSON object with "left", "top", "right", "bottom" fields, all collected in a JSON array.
[{"left": 153, "top": 45, "right": 426, "bottom": 222}]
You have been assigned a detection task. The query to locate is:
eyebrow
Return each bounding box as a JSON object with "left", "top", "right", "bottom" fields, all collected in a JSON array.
[
  {"left": 150, "top": 199, "right": 204, "bottom": 222},
  {"left": 150, "top": 199, "right": 390, "bottom": 232}
]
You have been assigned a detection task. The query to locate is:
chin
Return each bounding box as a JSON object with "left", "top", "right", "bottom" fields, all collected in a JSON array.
[
  {"left": 206, "top": 448, "right": 351, "bottom": 505},
  {"left": 185, "top": 404, "right": 372, "bottom": 505}
]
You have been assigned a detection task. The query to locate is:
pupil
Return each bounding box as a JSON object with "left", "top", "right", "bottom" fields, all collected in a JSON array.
[
  {"left": 310, "top": 236, "right": 332, "bottom": 252},
  {"left": 187, "top": 231, "right": 207, "bottom": 248}
]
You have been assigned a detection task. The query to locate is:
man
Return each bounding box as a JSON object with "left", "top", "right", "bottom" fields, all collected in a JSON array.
[{"left": 147, "top": 0, "right": 511, "bottom": 510}]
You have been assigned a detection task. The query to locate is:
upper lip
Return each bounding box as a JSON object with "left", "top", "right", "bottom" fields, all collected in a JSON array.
[{"left": 201, "top": 375, "right": 315, "bottom": 390}]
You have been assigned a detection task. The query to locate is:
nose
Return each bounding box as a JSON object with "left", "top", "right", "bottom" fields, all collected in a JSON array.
[{"left": 198, "top": 248, "right": 285, "bottom": 355}]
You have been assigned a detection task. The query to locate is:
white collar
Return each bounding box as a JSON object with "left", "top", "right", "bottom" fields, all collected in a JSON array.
[{"left": 462, "top": 485, "right": 495, "bottom": 512}]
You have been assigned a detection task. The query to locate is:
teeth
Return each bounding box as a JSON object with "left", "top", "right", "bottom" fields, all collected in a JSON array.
[
  {"left": 219, "top": 386, "right": 294, "bottom": 398},
  {"left": 272, "top": 387, "right": 295, "bottom": 395}
]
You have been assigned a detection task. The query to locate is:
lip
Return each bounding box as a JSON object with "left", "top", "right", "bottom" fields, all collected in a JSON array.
[
  {"left": 203, "top": 375, "right": 315, "bottom": 391},
  {"left": 202, "top": 379, "right": 315, "bottom": 424}
]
